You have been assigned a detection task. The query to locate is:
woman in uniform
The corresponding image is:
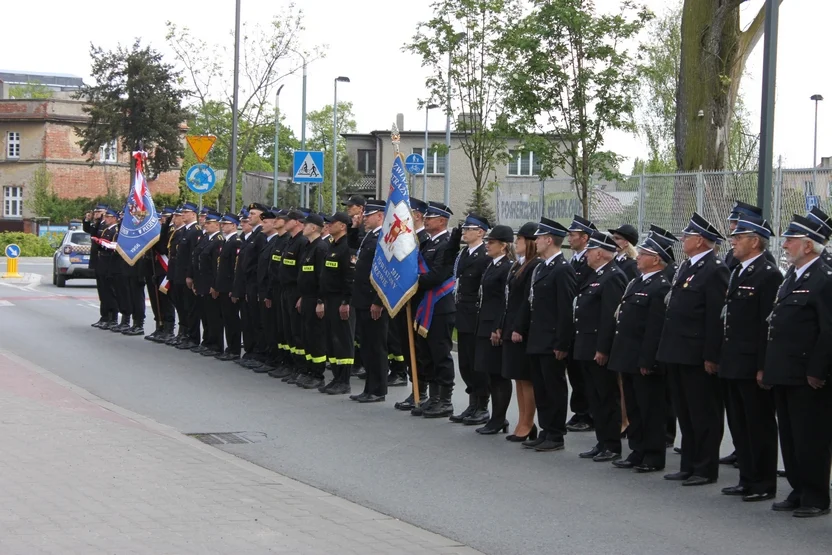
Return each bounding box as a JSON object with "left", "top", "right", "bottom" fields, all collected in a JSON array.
[
  {"left": 473, "top": 225, "right": 515, "bottom": 434},
  {"left": 497, "top": 222, "right": 541, "bottom": 441}
]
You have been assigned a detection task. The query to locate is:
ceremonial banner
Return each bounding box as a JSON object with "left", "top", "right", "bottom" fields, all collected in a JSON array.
[
  {"left": 117, "top": 151, "right": 161, "bottom": 266},
  {"left": 370, "top": 154, "right": 420, "bottom": 317}
]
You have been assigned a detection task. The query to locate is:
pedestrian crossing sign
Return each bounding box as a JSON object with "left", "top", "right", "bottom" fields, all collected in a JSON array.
[{"left": 292, "top": 151, "right": 325, "bottom": 184}]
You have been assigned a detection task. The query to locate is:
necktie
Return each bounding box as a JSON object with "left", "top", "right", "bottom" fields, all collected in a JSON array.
[
  {"left": 780, "top": 270, "right": 797, "bottom": 298},
  {"left": 727, "top": 265, "right": 741, "bottom": 291}
]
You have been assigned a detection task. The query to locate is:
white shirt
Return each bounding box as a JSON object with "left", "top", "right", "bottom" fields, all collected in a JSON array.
[
  {"left": 572, "top": 248, "right": 587, "bottom": 262},
  {"left": 739, "top": 252, "right": 764, "bottom": 275},
  {"left": 518, "top": 256, "right": 525, "bottom": 265},
  {"left": 105, "top": 223, "right": 118, "bottom": 231},
  {"left": 208, "top": 231, "right": 220, "bottom": 240},
  {"left": 243, "top": 232, "right": 252, "bottom": 240},
  {"left": 545, "top": 251, "right": 563, "bottom": 265},
  {"left": 265, "top": 233, "right": 277, "bottom": 242},
  {"left": 430, "top": 229, "right": 449, "bottom": 241},
  {"left": 687, "top": 250, "right": 710, "bottom": 266},
  {"left": 415, "top": 226, "right": 425, "bottom": 235},
  {"left": 491, "top": 254, "right": 505, "bottom": 265},
  {"left": 594, "top": 261, "right": 611, "bottom": 273},
  {"left": 794, "top": 256, "right": 820, "bottom": 280},
  {"left": 224, "top": 232, "right": 237, "bottom": 240},
  {"left": 185, "top": 221, "right": 196, "bottom": 229},
  {"left": 642, "top": 270, "right": 660, "bottom": 281},
  {"left": 468, "top": 241, "right": 483, "bottom": 255},
  {"left": 372, "top": 226, "right": 382, "bottom": 234}
]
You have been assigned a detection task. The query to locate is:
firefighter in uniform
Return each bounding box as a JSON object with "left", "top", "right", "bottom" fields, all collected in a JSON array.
[
  {"left": 146, "top": 206, "right": 176, "bottom": 342},
  {"left": 172, "top": 202, "right": 201, "bottom": 350},
  {"left": 295, "top": 213, "right": 329, "bottom": 390},
  {"left": 96, "top": 208, "right": 121, "bottom": 330},
  {"left": 318, "top": 212, "right": 356, "bottom": 395},
  {"left": 85, "top": 204, "right": 113, "bottom": 328},
  {"left": 238, "top": 204, "right": 268, "bottom": 368},
  {"left": 194, "top": 211, "right": 224, "bottom": 355},
  {"left": 279, "top": 210, "right": 310, "bottom": 383},
  {"left": 215, "top": 212, "right": 242, "bottom": 361}
]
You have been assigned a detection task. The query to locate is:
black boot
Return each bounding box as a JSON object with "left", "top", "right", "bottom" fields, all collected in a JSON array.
[
  {"left": 100, "top": 316, "right": 118, "bottom": 330},
  {"left": 423, "top": 385, "right": 454, "bottom": 418},
  {"left": 155, "top": 323, "right": 174, "bottom": 343},
  {"left": 144, "top": 323, "right": 161, "bottom": 341},
  {"left": 396, "top": 381, "right": 427, "bottom": 411},
  {"left": 124, "top": 319, "right": 145, "bottom": 336},
  {"left": 112, "top": 314, "right": 131, "bottom": 333},
  {"left": 91, "top": 317, "right": 106, "bottom": 328},
  {"left": 463, "top": 396, "right": 490, "bottom": 426},
  {"left": 449, "top": 394, "right": 476, "bottom": 423},
  {"left": 410, "top": 382, "right": 437, "bottom": 416}
]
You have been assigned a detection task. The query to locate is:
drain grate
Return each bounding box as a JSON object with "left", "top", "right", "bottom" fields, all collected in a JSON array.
[{"left": 186, "top": 432, "right": 263, "bottom": 445}]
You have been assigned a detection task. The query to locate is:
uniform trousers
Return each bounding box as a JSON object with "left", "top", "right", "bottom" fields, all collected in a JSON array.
[
  {"left": 666, "top": 385, "right": 677, "bottom": 445},
  {"left": 580, "top": 360, "right": 621, "bottom": 453},
  {"left": 271, "top": 286, "right": 289, "bottom": 365},
  {"left": 171, "top": 283, "right": 187, "bottom": 334},
  {"left": 666, "top": 363, "right": 724, "bottom": 480},
  {"left": 203, "top": 294, "right": 223, "bottom": 352},
  {"left": 724, "top": 378, "right": 777, "bottom": 495},
  {"left": 414, "top": 313, "right": 455, "bottom": 388},
  {"left": 396, "top": 308, "right": 428, "bottom": 384},
  {"left": 147, "top": 276, "right": 173, "bottom": 325},
  {"left": 220, "top": 293, "right": 241, "bottom": 354},
  {"left": 386, "top": 316, "right": 406, "bottom": 378},
  {"left": 529, "top": 354, "right": 568, "bottom": 443},
  {"left": 111, "top": 274, "right": 129, "bottom": 315},
  {"left": 183, "top": 286, "right": 200, "bottom": 342},
  {"left": 260, "top": 299, "right": 276, "bottom": 362},
  {"left": 325, "top": 296, "right": 356, "bottom": 383},
  {"left": 356, "top": 308, "right": 389, "bottom": 397},
  {"left": 281, "top": 287, "right": 304, "bottom": 367},
  {"left": 301, "top": 297, "right": 327, "bottom": 379},
  {"left": 567, "top": 354, "right": 591, "bottom": 421},
  {"left": 99, "top": 274, "right": 119, "bottom": 321},
  {"left": 456, "top": 331, "right": 489, "bottom": 397},
  {"left": 774, "top": 384, "right": 832, "bottom": 510},
  {"left": 621, "top": 371, "right": 668, "bottom": 468},
  {"left": 244, "top": 284, "right": 263, "bottom": 356},
  {"left": 125, "top": 276, "right": 145, "bottom": 322}
]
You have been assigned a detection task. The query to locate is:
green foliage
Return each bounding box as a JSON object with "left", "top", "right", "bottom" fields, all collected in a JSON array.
[
  {"left": 8, "top": 82, "right": 54, "bottom": 99},
  {"left": 25, "top": 165, "right": 123, "bottom": 224},
  {"left": 404, "top": 0, "right": 516, "bottom": 206},
  {"left": 75, "top": 40, "right": 189, "bottom": 177},
  {"left": 0, "top": 232, "right": 55, "bottom": 257},
  {"left": 503, "top": 0, "right": 652, "bottom": 218},
  {"left": 307, "top": 102, "right": 361, "bottom": 209}
]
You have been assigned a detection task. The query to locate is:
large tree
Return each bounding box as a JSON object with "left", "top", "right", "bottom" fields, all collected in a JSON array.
[
  {"left": 504, "top": 0, "right": 651, "bottom": 217},
  {"left": 676, "top": 0, "right": 780, "bottom": 171},
  {"left": 166, "top": 6, "right": 320, "bottom": 209},
  {"left": 75, "top": 40, "right": 188, "bottom": 178},
  {"left": 405, "top": 0, "right": 520, "bottom": 220}
]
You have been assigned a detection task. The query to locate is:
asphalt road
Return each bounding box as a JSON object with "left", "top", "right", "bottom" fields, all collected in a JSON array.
[{"left": 2, "top": 258, "right": 831, "bottom": 554}]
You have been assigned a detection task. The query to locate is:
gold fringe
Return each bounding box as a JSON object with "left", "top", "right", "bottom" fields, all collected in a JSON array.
[
  {"left": 370, "top": 273, "right": 419, "bottom": 319},
  {"left": 116, "top": 234, "right": 160, "bottom": 267}
]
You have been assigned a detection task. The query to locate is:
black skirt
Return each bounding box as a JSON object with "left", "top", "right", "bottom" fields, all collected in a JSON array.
[
  {"left": 501, "top": 338, "right": 531, "bottom": 381},
  {"left": 475, "top": 336, "right": 503, "bottom": 376}
]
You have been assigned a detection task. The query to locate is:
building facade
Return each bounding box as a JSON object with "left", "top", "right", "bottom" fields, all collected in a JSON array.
[{"left": 0, "top": 71, "right": 180, "bottom": 225}]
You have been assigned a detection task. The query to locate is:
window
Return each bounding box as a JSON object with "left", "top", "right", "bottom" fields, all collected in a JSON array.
[
  {"left": 3, "top": 186, "right": 23, "bottom": 218},
  {"left": 357, "top": 149, "right": 376, "bottom": 175},
  {"left": 100, "top": 139, "right": 118, "bottom": 163},
  {"left": 411, "top": 147, "right": 446, "bottom": 175},
  {"left": 804, "top": 180, "right": 817, "bottom": 197},
  {"left": 508, "top": 150, "right": 541, "bottom": 177},
  {"left": 6, "top": 132, "right": 20, "bottom": 159}
]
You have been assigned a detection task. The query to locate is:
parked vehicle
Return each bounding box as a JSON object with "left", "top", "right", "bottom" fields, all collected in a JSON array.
[{"left": 53, "top": 230, "right": 93, "bottom": 287}]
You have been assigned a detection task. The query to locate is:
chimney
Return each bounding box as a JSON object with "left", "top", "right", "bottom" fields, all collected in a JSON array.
[{"left": 396, "top": 113, "right": 404, "bottom": 132}]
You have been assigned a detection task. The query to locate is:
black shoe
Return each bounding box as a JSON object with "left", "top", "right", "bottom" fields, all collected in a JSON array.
[
  {"left": 302, "top": 377, "right": 325, "bottom": 390},
  {"left": 252, "top": 365, "right": 271, "bottom": 374},
  {"left": 506, "top": 425, "right": 539, "bottom": 443},
  {"left": 771, "top": 499, "right": 800, "bottom": 512},
  {"left": 449, "top": 402, "right": 475, "bottom": 423},
  {"left": 215, "top": 352, "right": 240, "bottom": 361},
  {"left": 269, "top": 367, "right": 293, "bottom": 379},
  {"left": 612, "top": 459, "right": 637, "bottom": 469},
  {"left": 387, "top": 374, "right": 408, "bottom": 387},
  {"left": 534, "top": 439, "right": 565, "bottom": 452},
  {"left": 144, "top": 328, "right": 160, "bottom": 340},
  {"left": 176, "top": 340, "right": 197, "bottom": 350},
  {"left": 566, "top": 421, "right": 594, "bottom": 432},
  {"left": 522, "top": 434, "right": 547, "bottom": 449},
  {"left": 411, "top": 396, "right": 437, "bottom": 416},
  {"left": 423, "top": 400, "right": 453, "bottom": 418},
  {"left": 664, "top": 471, "right": 692, "bottom": 481},
  {"left": 593, "top": 450, "right": 621, "bottom": 463},
  {"left": 777, "top": 469, "right": 786, "bottom": 478},
  {"left": 683, "top": 475, "right": 716, "bottom": 486},
  {"left": 666, "top": 441, "right": 675, "bottom": 449},
  {"left": 284, "top": 372, "right": 301, "bottom": 384},
  {"left": 475, "top": 420, "right": 509, "bottom": 435},
  {"left": 190, "top": 345, "right": 208, "bottom": 353},
  {"left": 719, "top": 452, "right": 738, "bottom": 465},
  {"left": 350, "top": 392, "right": 368, "bottom": 402},
  {"left": 742, "top": 492, "right": 775, "bottom": 502},
  {"left": 352, "top": 367, "right": 367, "bottom": 379},
  {"left": 673, "top": 447, "right": 682, "bottom": 455},
  {"left": 793, "top": 507, "right": 830, "bottom": 518},
  {"left": 634, "top": 464, "right": 663, "bottom": 473},
  {"left": 579, "top": 446, "right": 601, "bottom": 459},
  {"left": 91, "top": 318, "right": 106, "bottom": 328},
  {"left": 462, "top": 409, "right": 490, "bottom": 426},
  {"left": 358, "top": 394, "right": 385, "bottom": 403},
  {"left": 123, "top": 324, "right": 145, "bottom": 336},
  {"left": 721, "top": 485, "right": 749, "bottom": 496},
  {"left": 318, "top": 380, "right": 335, "bottom": 393},
  {"left": 327, "top": 383, "right": 351, "bottom": 395},
  {"left": 200, "top": 349, "right": 221, "bottom": 357},
  {"left": 395, "top": 393, "right": 416, "bottom": 411},
  {"left": 293, "top": 374, "right": 311, "bottom": 387}
]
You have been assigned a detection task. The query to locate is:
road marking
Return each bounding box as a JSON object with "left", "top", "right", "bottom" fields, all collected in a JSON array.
[{"left": 0, "top": 300, "right": 13, "bottom": 307}]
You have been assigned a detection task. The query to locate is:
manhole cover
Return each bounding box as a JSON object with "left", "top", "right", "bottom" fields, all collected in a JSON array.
[{"left": 186, "top": 432, "right": 265, "bottom": 445}]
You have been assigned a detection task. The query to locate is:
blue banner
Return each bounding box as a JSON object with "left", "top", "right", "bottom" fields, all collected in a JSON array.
[
  {"left": 370, "top": 154, "right": 421, "bottom": 317},
  {"left": 116, "top": 151, "right": 161, "bottom": 266}
]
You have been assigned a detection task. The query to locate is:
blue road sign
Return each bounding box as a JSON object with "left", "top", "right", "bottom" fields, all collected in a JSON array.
[
  {"left": 186, "top": 164, "right": 217, "bottom": 194},
  {"left": 5, "top": 244, "right": 21, "bottom": 258},
  {"left": 405, "top": 153, "right": 425, "bottom": 174},
  {"left": 806, "top": 195, "right": 820, "bottom": 211},
  {"left": 293, "top": 151, "right": 325, "bottom": 184}
]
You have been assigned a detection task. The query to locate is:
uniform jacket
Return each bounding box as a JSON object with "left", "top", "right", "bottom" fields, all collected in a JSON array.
[
  {"left": 297, "top": 236, "right": 328, "bottom": 298},
  {"left": 571, "top": 251, "right": 593, "bottom": 289},
  {"left": 475, "top": 256, "right": 511, "bottom": 339},
  {"left": 662, "top": 261, "right": 678, "bottom": 283},
  {"left": 231, "top": 231, "right": 251, "bottom": 299},
  {"left": 97, "top": 224, "right": 120, "bottom": 276},
  {"left": 83, "top": 218, "right": 103, "bottom": 270},
  {"left": 527, "top": 253, "right": 577, "bottom": 355},
  {"left": 320, "top": 234, "right": 355, "bottom": 305},
  {"left": 725, "top": 247, "right": 777, "bottom": 270},
  {"left": 454, "top": 243, "right": 490, "bottom": 334},
  {"left": 173, "top": 222, "right": 201, "bottom": 284},
  {"left": 196, "top": 232, "right": 223, "bottom": 295},
  {"left": 656, "top": 250, "right": 729, "bottom": 366},
  {"left": 188, "top": 232, "right": 208, "bottom": 282},
  {"left": 352, "top": 228, "right": 382, "bottom": 310},
  {"left": 416, "top": 231, "right": 456, "bottom": 316},
  {"left": 608, "top": 272, "right": 670, "bottom": 373},
  {"left": 242, "top": 226, "right": 266, "bottom": 284},
  {"left": 267, "top": 232, "right": 290, "bottom": 292},
  {"left": 416, "top": 228, "right": 430, "bottom": 245},
  {"left": 719, "top": 255, "right": 782, "bottom": 380},
  {"left": 257, "top": 234, "right": 280, "bottom": 301},
  {"left": 216, "top": 233, "right": 240, "bottom": 293},
  {"left": 615, "top": 255, "right": 640, "bottom": 281},
  {"left": 573, "top": 262, "right": 627, "bottom": 361},
  {"left": 278, "top": 232, "right": 308, "bottom": 289},
  {"left": 498, "top": 258, "right": 541, "bottom": 338},
  {"left": 763, "top": 258, "right": 832, "bottom": 385}
]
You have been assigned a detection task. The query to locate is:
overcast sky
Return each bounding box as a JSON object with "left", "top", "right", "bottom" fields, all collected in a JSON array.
[{"left": 4, "top": 0, "right": 829, "bottom": 172}]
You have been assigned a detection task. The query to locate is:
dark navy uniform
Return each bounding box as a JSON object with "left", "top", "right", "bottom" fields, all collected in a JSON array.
[
  {"left": 279, "top": 227, "right": 308, "bottom": 373},
  {"left": 84, "top": 214, "right": 114, "bottom": 324},
  {"left": 352, "top": 225, "right": 388, "bottom": 399},
  {"left": 500, "top": 257, "right": 540, "bottom": 382},
  {"left": 297, "top": 234, "right": 329, "bottom": 384},
  {"left": 615, "top": 254, "right": 639, "bottom": 281},
  {"left": 165, "top": 224, "right": 186, "bottom": 341},
  {"left": 242, "top": 224, "right": 267, "bottom": 358},
  {"left": 196, "top": 230, "right": 224, "bottom": 353},
  {"left": 216, "top": 227, "right": 241, "bottom": 357},
  {"left": 256, "top": 231, "right": 280, "bottom": 366},
  {"left": 267, "top": 229, "right": 291, "bottom": 369},
  {"left": 187, "top": 230, "right": 209, "bottom": 348},
  {"left": 320, "top": 230, "right": 356, "bottom": 388},
  {"left": 97, "top": 222, "right": 121, "bottom": 327},
  {"left": 566, "top": 248, "right": 593, "bottom": 427},
  {"left": 573, "top": 254, "right": 627, "bottom": 458},
  {"left": 724, "top": 247, "right": 777, "bottom": 270},
  {"left": 175, "top": 220, "right": 202, "bottom": 345}
]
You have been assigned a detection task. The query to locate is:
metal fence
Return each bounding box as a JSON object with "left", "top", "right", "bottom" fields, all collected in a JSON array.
[{"left": 495, "top": 168, "right": 832, "bottom": 263}]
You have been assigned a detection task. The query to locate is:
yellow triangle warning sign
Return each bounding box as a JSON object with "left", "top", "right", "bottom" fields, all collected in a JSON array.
[{"left": 186, "top": 135, "right": 217, "bottom": 163}]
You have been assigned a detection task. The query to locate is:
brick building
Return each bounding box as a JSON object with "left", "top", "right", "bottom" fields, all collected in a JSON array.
[{"left": 0, "top": 71, "right": 180, "bottom": 226}]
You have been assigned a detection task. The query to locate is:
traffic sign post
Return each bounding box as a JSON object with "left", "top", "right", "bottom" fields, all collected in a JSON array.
[
  {"left": 186, "top": 164, "right": 218, "bottom": 209},
  {"left": 3, "top": 243, "right": 23, "bottom": 278},
  {"left": 405, "top": 153, "right": 425, "bottom": 175},
  {"left": 186, "top": 135, "right": 217, "bottom": 163},
  {"left": 293, "top": 151, "right": 325, "bottom": 184},
  {"left": 806, "top": 195, "right": 820, "bottom": 211}
]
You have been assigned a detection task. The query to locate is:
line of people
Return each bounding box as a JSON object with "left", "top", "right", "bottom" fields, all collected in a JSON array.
[{"left": 82, "top": 196, "right": 832, "bottom": 519}]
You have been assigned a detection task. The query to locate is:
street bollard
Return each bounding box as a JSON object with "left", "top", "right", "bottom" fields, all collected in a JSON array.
[{"left": 2, "top": 243, "right": 23, "bottom": 278}]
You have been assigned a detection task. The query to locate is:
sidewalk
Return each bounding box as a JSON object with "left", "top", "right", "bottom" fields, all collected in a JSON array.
[{"left": 0, "top": 350, "right": 482, "bottom": 555}]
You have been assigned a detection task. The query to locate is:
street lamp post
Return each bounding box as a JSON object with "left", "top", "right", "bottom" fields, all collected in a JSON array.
[
  {"left": 811, "top": 94, "right": 824, "bottom": 191},
  {"left": 290, "top": 49, "right": 309, "bottom": 206},
  {"left": 229, "top": 0, "right": 242, "bottom": 214},
  {"left": 332, "top": 76, "right": 351, "bottom": 212},
  {"left": 444, "top": 32, "right": 465, "bottom": 206},
  {"left": 273, "top": 84, "right": 284, "bottom": 207},
  {"left": 424, "top": 103, "right": 439, "bottom": 200}
]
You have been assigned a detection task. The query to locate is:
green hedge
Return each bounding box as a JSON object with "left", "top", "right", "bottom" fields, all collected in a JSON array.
[{"left": 0, "top": 232, "right": 55, "bottom": 257}]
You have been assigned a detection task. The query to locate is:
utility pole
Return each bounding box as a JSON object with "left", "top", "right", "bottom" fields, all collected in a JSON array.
[
  {"left": 229, "top": 0, "right": 241, "bottom": 215},
  {"left": 756, "top": 0, "right": 779, "bottom": 220}
]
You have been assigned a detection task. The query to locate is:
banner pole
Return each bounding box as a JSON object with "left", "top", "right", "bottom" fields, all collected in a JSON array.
[{"left": 405, "top": 300, "right": 420, "bottom": 405}]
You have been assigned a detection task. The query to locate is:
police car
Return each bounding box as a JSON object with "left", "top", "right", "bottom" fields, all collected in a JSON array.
[{"left": 52, "top": 223, "right": 94, "bottom": 287}]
